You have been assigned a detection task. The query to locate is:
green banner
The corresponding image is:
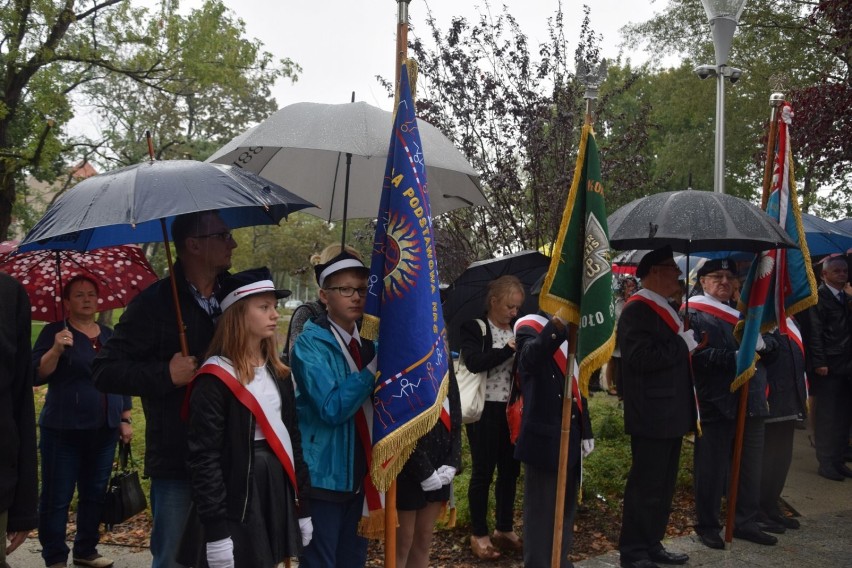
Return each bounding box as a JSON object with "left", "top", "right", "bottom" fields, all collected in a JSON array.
[{"left": 539, "top": 124, "right": 615, "bottom": 395}]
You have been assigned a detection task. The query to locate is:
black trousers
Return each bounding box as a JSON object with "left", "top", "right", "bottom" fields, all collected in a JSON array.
[
  {"left": 693, "top": 417, "right": 765, "bottom": 533},
  {"left": 619, "top": 436, "right": 682, "bottom": 563},
  {"left": 760, "top": 420, "right": 795, "bottom": 516},
  {"left": 522, "top": 462, "right": 579, "bottom": 568},
  {"left": 466, "top": 400, "right": 520, "bottom": 536},
  {"left": 812, "top": 374, "right": 852, "bottom": 469}
]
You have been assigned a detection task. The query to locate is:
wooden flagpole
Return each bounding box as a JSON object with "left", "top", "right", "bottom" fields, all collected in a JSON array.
[
  {"left": 722, "top": 91, "right": 784, "bottom": 548},
  {"left": 551, "top": 91, "right": 598, "bottom": 567},
  {"left": 383, "top": 3, "right": 412, "bottom": 567}
]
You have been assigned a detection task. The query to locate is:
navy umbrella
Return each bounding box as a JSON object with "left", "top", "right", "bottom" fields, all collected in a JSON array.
[
  {"left": 19, "top": 159, "right": 316, "bottom": 355},
  {"left": 20, "top": 160, "right": 316, "bottom": 251}
]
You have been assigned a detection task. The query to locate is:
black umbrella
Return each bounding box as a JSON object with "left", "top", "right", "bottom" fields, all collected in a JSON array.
[
  {"left": 607, "top": 190, "right": 797, "bottom": 254},
  {"left": 443, "top": 250, "right": 550, "bottom": 351}
]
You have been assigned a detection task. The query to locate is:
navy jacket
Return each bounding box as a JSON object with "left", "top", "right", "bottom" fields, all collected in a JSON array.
[
  {"left": 33, "top": 320, "right": 131, "bottom": 430},
  {"left": 514, "top": 317, "right": 591, "bottom": 472}
]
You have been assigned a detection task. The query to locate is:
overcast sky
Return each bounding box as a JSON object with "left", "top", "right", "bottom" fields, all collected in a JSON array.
[{"left": 178, "top": 0, "right": 668, "bottom": 111}]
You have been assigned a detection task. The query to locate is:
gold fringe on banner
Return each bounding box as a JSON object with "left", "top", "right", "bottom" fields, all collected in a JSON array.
[
  {"left": 358, "top": 509, "right": 387, "bottom": 540},
  {"left": 370, "top": 372, "right": 449, "bottom": 491},
  {"left": 361, "top": 313, "right": 380, "bottom": 341},
  {"left": 537, "top": 126, "right": 590, "bottom": 324}
]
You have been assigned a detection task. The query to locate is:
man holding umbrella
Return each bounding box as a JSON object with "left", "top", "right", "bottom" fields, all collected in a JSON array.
[
  {"left": 688, "top": 258, "right": 779, "bottom": 548},
  {"left": 618, "top": 246, "right": 696, "bottom": 568},
  {"left": 93, "top": 211, "right": 236, "bottom": 568}
]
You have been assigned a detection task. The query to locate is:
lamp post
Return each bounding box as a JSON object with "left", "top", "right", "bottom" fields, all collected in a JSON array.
[{"left": 694, "top": 0, "right": 747, "bottom": 194}]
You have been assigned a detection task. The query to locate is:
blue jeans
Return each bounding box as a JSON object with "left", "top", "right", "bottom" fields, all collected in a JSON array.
[
  {"left": 299, "top": 496, "right": 368, "bottom": 568},
  {"left": 150, "top": 478, "right": 192, "bottom": 568},
  {"left": 38, "top": 426, "right": 118, "bottom": 565}
]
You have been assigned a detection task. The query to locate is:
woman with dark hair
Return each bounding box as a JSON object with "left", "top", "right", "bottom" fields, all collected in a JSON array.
[
  {"left": 33, "top": 275, "right": 132, "bottom": 568},
  {"left": 459, "top": 275, "right": 524, "bottom": 560},
  {"left": 181, "top": 268, "right": 312, "bottom": 567}
]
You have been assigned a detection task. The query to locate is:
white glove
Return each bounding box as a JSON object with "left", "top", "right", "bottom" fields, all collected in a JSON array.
[
  {"left": 436, "top": 465, "right": 457, "bottom": 486},
  {"left": 582, "top": 438, "right": 595, "bottom": 458},
  {"left": 299, "top": 516, "right": 313, "bottom": 548},
  {"left": 206, "top": 537, "right": 234, "bottom": 568},
  {"left": 421, "top": 471, "right": 443, "bottom": 492},
  {"left": 678, "top": 330, "right": 699, "bottom": 353},
  {"left": 755, "top": 334, "right": 766, "bottom": 352}
]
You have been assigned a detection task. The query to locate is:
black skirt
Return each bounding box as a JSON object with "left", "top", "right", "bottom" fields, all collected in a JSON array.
[{"left": 178, "top": 441, "right": 301, "bottom": 567}]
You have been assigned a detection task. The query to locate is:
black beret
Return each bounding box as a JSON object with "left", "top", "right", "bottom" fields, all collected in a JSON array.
[
  {"left": 636, "top": 246, "right": 674, "bottom": 279},
  {"left": 697, "top": 257, "right": 736, "bottom": 277}
]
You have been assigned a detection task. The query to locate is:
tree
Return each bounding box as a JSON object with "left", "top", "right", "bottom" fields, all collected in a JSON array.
[
  {"left": 0, "top": 0, "right": 299, "bottom": 239},
  {"left": 405, "top": 3, "right": 650, "bottom": 280},
  {"left": 624, "top": 0, "right": 851, "bottom": 216}
]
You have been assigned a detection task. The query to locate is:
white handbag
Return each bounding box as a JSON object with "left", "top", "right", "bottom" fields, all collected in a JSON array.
[{"left": 455, "top": 319, "right": 488, "bottom": 424}]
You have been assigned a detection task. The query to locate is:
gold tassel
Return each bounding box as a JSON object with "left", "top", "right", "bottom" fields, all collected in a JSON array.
[
  {"left": 358, "top": 508, "right": 386, "bottom": 540},
  {"left": 361, "top": 314, "right": 380, "bottom": 341}
]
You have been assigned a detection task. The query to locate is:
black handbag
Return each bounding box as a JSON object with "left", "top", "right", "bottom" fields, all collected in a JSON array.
[{"left": 102, "top": 442, "right": 148, "bottom": 530}]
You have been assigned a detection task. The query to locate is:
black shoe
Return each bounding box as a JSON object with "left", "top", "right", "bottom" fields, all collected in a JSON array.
[
  {"left": 698, "top": 531, "right": 725, "bottom": 549},
  {"left": 756, "top": 519, "right": 786, "bottom": 534},
  {"left": 818, "top": 465, "right": 845, "bottom": 481},
  {"left": 620, "top": 560, "right": 660, "bottom": 568},
  {"left": 768, "top": 513, "right": 800, "bottom": 530},
  {"left": 733, "top": 526, "right": 778, "bottom": 545},
  {"left": 648, "top": 549, "right": 689, "bottom": 565},
  {"left": 837, "top": 464, "right": 852, "bottom": 478}
]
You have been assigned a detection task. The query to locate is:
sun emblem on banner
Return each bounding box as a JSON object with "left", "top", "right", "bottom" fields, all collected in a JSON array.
[{"left": 383, "top": 211, "right": 422, "bottom": 300}]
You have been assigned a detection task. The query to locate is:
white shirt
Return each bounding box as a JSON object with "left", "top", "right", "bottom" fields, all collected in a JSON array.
[
  {"left": 245, "top": 365, "right": 282, "bottom": 440},
  {"left": 485, "top": 320, "right": 515, "bottom": 403}
]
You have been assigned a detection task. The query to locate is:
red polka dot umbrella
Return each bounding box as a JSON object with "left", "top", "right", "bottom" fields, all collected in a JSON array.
[{"left": 0, "top": 242, "right": 158, "bottom": 322}]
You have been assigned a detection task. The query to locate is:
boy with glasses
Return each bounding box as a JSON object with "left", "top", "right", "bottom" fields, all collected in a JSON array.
[{"left": 290, "top": 250, "right": 378, "bottom": 568}]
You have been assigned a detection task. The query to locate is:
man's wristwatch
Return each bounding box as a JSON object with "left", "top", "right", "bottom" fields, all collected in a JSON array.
[{"left": 120, "top": 417, "right": 132, "bottom": 424}]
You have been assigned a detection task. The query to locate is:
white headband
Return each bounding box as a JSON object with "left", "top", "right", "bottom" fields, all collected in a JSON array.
[
  {"left": 318, "top": 258, "right": 366, "bottom": 288},
  {"left": 220, "top": 279, "right": 276, "bottom": 312}
]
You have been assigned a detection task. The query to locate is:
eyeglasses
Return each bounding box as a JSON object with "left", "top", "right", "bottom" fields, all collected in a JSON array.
[
  {"left": 192, "top": 231, "right": 233, "bottom": 242},
  {"left": 703, "top": 272, "right": 735, "bottom": 282},
  {"left": 325, "top": 286, "right": 368, "bottom": 298}
]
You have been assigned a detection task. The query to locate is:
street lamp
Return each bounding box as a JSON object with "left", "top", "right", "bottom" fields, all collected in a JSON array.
[{"left": 695, "top": 0, "right": 747, "bottom": 194}]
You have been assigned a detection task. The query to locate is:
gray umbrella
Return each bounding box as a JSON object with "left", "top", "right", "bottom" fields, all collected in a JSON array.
[
  {"left": 607, "top": 190, "right": 797, "bottom": 254},
  {"left": 207, "top": 101, "right": 486, "bottom": 223}
]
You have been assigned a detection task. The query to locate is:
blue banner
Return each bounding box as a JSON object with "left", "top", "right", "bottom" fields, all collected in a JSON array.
[{"left": 362, "top": 63, "right": 449, "bottom": 491}]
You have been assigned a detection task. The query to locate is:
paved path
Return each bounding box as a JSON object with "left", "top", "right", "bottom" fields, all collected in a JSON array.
[
  {"left": 8, "top": 428, "right": 851, "bottom": 567},
  {"left": 577, "top": 426, "right": 852, "bottom": 567}
]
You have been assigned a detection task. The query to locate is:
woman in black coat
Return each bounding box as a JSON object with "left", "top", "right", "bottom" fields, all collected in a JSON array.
[{"left": 459, "top": 275, "right": 524, "bottom": 560}]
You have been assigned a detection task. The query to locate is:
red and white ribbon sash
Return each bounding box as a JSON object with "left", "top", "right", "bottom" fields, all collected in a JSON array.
[
  {"left": 513, "top": 314, "right": 583, "bottom": 414},
  {"left": 627, "top": 289, "right": 684, "bottom": 334},
  {"left": 196, "top": 358, "right": 299, "bottom": 499},
  {"left": 330, "top": 329, "right": 385, "bottom": 519},
  {"left": 688, "top": 294, "right": 741, "bottom": 326}
]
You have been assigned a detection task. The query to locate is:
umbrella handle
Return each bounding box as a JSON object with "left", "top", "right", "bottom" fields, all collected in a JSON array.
[{"left": 160, "top": 219, "right": 189, "bottom": 356}]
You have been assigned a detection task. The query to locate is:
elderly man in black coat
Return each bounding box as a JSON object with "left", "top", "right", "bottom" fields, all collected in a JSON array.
[
  {"left": 617, "top": 246, "right": 696, "bottom": 568},
  {"left": 688, "top": 258, "right": 779, "bottom": 549}
]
